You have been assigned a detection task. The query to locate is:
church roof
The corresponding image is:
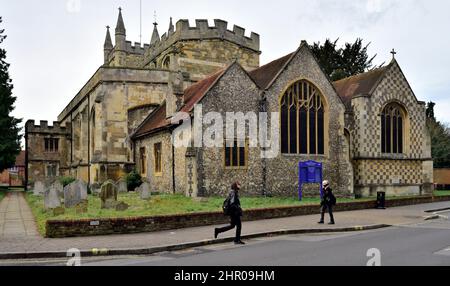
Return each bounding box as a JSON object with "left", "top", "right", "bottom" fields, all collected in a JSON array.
[
  {"left": 132, "top": 68, "right": 226, "bottom": 138},
  {"left": 248, "top": 52, "right": 294, "bottom": 89},
  {"left": 333, "top": 65, "right": 390, "bottom": 111},
  {"left": 132, "top": 102, "right": 170, "bottom": 138}
]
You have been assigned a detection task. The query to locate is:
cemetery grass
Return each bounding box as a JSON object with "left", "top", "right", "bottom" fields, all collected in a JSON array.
[{"left": 26, "top": 192, "right": 373, "bottom": 236}]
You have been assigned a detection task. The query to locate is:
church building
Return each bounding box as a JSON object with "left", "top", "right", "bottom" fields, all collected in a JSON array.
[{"left": 25, "top": 8, "right": 433, "bottom": 198}]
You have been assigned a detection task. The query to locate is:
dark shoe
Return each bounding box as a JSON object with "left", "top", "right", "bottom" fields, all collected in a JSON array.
[
  {"left": 214, "top": 228, "right": 219, "bottom": 239},
  {"left": 318, "top": 221, "right": 324, "bottom": 224},
  {"left": 328, "top": 222, "right": 335, "bottom": 225},
  {"left": 234, "top": 240, "right": 245, "bottom": 245}
]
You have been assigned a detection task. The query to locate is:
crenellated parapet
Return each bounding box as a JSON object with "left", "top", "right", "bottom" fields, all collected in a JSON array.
[
  {"left": 25, "top": 120, "right": 70, "bottom": 135},
  {"left": 143, "top": 19, "right": 260, "bottom": 66}
]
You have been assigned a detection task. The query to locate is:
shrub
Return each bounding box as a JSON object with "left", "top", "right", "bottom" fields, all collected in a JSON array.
[
  {"left": 59, "top": 176, "right": 76, "bottom": 187},
  {"left": 126, "top": 169, "right": 142, "bottom": 191}
]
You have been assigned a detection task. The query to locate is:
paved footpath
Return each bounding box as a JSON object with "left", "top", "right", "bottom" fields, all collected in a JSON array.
[
  {"left": 0, "top": 192, "right": 39, "bottom": 239},
  {"left": 0, "top": 191, "right": 449, "bottom": 255}
]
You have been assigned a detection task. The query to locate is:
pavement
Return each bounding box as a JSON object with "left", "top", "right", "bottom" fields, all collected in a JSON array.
[
  {"left": 0, "top": 191, "right": 449, "bottom": 260},
  {"left": 0, "top": 192, "right": 39, "bottom": 238}
]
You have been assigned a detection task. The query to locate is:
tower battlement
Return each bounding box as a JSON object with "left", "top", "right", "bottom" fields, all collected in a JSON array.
[
  {"left": 143, "top": 19, "right": 260, "bottom": 66},
  {"left": 25, "top": 120, "right": 70, "bottom": 135}
]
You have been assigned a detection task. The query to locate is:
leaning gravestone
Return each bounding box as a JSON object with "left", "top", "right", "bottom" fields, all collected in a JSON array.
[
  {"left": 44, "top": 183, "right": 62, "bottom": 210},
  {"left": 33, "top": 181, "right": 45, "bottom": 196},
  {"left": 64, "top": 180, "right": 88, "bottom": 208},
  {"left": 100, "top": 181, "right": 118, "bottom": 209},
  {"left": 117, "top": 179, "right": 128, "bottom": 193},
  {"left": 137, "top": 182, "right": 151, "bottom": 200}
]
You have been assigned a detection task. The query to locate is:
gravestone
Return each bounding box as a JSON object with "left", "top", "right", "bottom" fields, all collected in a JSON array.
[
  {"left": 44, "top": 183, "right": 62, "bottom": 210},
  {"left": 115, "top": 201, "right": 129, "bottom": 211},
  {"left": 52, "top": 181, "right": 64, "bottom": 199},
  {"left": 117, "top": 179, "right": 128, "bottom": 193},
  {"left": 137, "top": 182, "right": 151, "bottom": 200},
  {"left": 100, "top": 180, "right": 118, "bottom": 209},
  {"left": 64, "top": 180, "right": 88, "bottom": 208},
  {"left": 33, "top": 181, "right": 45, "bottom": 196},
  {"left": 52, "top": 207, "right": 65, "bottom": 216}
]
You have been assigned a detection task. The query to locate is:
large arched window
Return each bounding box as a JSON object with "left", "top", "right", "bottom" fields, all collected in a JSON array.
[
  {"left": 280, "top": 80, "right": 325, "bottom": 155},
  {"left": 381, "top": 103, "right": 404, "bottom": 154}
]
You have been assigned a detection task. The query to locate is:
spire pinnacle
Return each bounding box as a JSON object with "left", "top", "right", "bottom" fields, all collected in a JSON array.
[
  {"left": 168, "top": 17, "right": 174, "bottom": 34},
  {"left": 104, "top": 25, "right": 113, "bottom": 50},
  {"left": 151, "top": 21, "right": 160, "bottom": 45},
  {"left": 115, "top": 7, "right": 126, "bottom": 36}
]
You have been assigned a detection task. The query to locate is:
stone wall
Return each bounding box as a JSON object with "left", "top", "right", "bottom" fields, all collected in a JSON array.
[
  {"left": 25, "top": 120, "right": 70, "bottom": 184},
  {"left": 350, "top": 61, "right": 433, "bottom": 196},
  {"left": 264, "top": 44, "right": 353, "bottom": 197},
  {"left": 197, "top": 63, "right": 264, "bottom": 197},
  {"left": 45, "top": 195, "right": 450, "bottom": 238},
  {"left": 134, "top": 131, "right": 174, "bottom": 193}
]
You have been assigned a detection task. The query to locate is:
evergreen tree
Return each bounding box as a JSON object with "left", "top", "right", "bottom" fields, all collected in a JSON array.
[
  {"left": 425, "top": 101, "right": 450, "bottom": 168},
  {"left": 0, "top": 17, "right": 22, "bottom": 172},
  {"left": 311, "top": 38, "right": 378, "bottom": 81}
]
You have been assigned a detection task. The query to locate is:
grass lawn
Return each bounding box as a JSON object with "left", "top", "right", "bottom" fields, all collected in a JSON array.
[
  {"left": 26, "top": 192, "right": 374, "bottom": 236},
  {"left": 433, "top": 190, "right": 450, "bottom": 197}
]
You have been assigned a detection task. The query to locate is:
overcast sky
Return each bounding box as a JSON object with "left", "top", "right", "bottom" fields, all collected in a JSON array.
[{"left": 2, "top": 0, "right": 450, "bottom": 139}]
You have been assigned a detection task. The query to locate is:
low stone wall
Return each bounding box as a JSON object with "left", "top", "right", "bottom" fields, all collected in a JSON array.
[{"left": 46, "top": 195, "right": 450, "bottom": 238}]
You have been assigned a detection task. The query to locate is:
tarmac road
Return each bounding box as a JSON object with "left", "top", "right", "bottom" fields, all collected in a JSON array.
[{"left": 2, "top": 210, "right": 450, "bottom": 266}]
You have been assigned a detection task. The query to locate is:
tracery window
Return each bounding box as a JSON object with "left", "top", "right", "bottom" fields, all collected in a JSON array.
[
  {"left": 381, "top": 103, "right": 404, "bottom": 154},
  {"left": 280, "top": 80, "right": 325, "bottom": 155}
]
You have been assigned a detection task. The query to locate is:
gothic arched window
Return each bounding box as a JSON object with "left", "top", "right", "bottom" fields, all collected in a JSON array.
[
  {"left": 162, "top": 56, "right": 170, "bottom": 69},
  {"left": 381, "top": 103, "right": 404, "bottom": 154},
  {"left": 280, "top": 80, "right": 325, "bottom": 155}
]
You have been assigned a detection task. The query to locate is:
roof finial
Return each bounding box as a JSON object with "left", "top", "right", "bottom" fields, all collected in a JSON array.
[
  {"left": 115, "top": 7, "right": 126, "bottom": 36},
  {"left": 151, "top": 13, "right": 160, "bottom": 45},
  {"left": 391, "top": 48, "right": 397, "bottom": 60},
  {"left": 104, "top": 25, "right": 113, "bottom": 50},
  {"left": 168, "top": 17, "right": 174, "bottom": 34},
  {"left": 153, "top": 10, "right": 157, "bottom": 25}
]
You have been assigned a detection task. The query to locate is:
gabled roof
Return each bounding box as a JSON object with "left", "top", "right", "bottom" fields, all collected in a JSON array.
[
  {"left": 132, "top": 102, "right": 170, "bottom": 138},
  {"left": 179, "top": 68, "right": 227, "bottom": 113},
  {"left": 132, "top": 67, "right": 228, "bottom": 139},
  {"left": 333, "top": 64, "right": 390, "bottom": 110},
  {"left": 249, "top": 52, "right": 294, "bottom": 89}
]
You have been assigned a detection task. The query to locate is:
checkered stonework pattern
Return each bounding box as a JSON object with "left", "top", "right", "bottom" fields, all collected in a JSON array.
[
  {"left": 354, "top": 159, "right": 423, "bottom": 186},
  {"left": 351, "top": 62, "right": 427, "bottom": 160}
]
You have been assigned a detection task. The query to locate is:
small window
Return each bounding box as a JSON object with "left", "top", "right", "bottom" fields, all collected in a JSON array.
[
  {"left": 44, "top": 138, "right": 59, "bottom": 152},
  {"left": 225, "top": 139, "right": 248, "bottom": 169},
  {"left": 46, "top": 164, "right": 57, "bottom": 177},
  {"left": 154, "top": 143, "right": 162, "bottom": 175},
  {"left": 139, "top": 147, "right": 147, "bottom": 175}
]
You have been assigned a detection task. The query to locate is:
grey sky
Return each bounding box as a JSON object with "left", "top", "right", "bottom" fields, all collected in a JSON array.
[{"left": 2, "top": 0, "right": 450, "bottom": 140}]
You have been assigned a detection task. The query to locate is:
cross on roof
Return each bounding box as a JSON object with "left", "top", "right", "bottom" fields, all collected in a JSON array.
[{"left": 391, "top": 49, "right": 397, "bottom": 59}]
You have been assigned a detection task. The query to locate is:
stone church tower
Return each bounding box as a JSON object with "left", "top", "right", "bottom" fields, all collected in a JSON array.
[{"left": 25, "top": 8, "right": 261, "bottom": 186}]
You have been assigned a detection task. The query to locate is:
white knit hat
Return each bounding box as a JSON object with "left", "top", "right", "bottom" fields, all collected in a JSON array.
[{"left": 323, "top": 180, "right": 330, "bottom": 187}]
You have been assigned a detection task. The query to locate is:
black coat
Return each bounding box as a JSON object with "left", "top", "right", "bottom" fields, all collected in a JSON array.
[
  {"left": 321, "top": 187, "right": 335, "bottom": 207},
  {"left": 228, "top": 190, "right": 243, "bottom": 217}
]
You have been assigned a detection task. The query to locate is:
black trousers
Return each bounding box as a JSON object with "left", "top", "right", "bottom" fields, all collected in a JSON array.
[
  {"left": 216, "top": 215, "right": 242, "bottom": 242},
  {"left": 320, "top": 204, "right": 335, "bottom": 223}
]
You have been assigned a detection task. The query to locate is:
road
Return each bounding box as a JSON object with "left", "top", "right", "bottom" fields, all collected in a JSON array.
[{"left": 2, "top": 210, "right": 450, "bottom": 266}]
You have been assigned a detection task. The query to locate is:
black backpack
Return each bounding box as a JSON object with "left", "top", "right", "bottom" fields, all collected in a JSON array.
[{"left": 222, "top": 195, "right": 231, "bottom": 215}]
